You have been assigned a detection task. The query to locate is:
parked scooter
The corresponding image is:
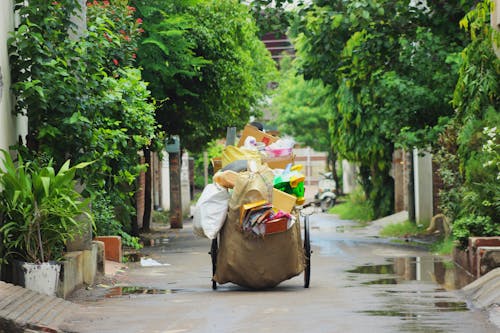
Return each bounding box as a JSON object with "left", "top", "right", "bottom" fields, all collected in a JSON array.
[{"left": 315, "top": 172, "right": 336, "bottom": 212}]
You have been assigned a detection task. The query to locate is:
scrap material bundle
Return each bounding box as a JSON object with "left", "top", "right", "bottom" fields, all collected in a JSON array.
[{"left": 193, "top": 124, "right": 306, "bottom": 289}]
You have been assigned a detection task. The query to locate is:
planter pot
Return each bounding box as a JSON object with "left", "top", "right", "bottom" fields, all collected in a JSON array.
[{"left": 10, "top": 260, "right": 61, "bottom": 296}]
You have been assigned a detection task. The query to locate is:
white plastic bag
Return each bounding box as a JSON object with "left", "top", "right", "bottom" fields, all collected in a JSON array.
[{"left": 193, "top": 183, "right": 230, "bottom": 239}]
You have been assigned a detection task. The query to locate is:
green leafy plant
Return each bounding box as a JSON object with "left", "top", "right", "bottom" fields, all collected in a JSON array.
[
  {"left": 435, "top": 0, "right": 500, "bottom": 241},
  {"left": 453, "top": 215, "right": 500, "bottom": 249},
  {"left": 379, "top": 221, "right": 424, "bottom": 238},
  {"left": 290, "top": 0, "right": 473, "bottom": 219},
  {"left": 91, "top": 190, "right": 142, "bottom": 249},
  {"left": 133, "top": 0, "right": 277, "bottom": 152},
  {"left": 8, "top": 0, "right": 161, "bottom": 236},
  {"left": 330, "top": 187, "right": 374, "bottom": 223},
  {"left": 0, "top": 150, "right": 93, "bottom": 264},
  {"left": 430, "top": 238, "right": 457, "bottom": 256}
]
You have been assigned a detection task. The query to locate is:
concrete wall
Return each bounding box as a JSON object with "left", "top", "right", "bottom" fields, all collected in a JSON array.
[
  {"left": 161, "top": 153, "right": 171, "bottom": 211},
  {"left": 342, "top": 160, "right": 358, "bottom": 194},
  {"left": 413, "top": 149, "right": 433, "bottom": 224},
  {"left": 181, "top": 152, "right": 191, "bottom": 215},
  {"left": 0, "top": 1, "right": 26, "bottom": 153}
]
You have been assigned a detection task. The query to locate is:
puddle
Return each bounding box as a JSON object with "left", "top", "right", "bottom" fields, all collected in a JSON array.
[
  {"left": 434, "top": 301, "right": 469, "bottom": 311},
  {"left": 144, "top": 238, "right": 170, "bottom": 247},
  {"left": 362, "top": 278, "right": 398, "bottom": 285},
  {"left": 360, "top": 310, "right": 418, "bottom": 318},
  {"left": 347, "top": 264, "right": 394, "bottom": 275},
  {"left": 347, "top": 257, "right": 475, "bottom": 290},
  {"left": 105, "top": 286, "right": 182, "bottom": 298}
]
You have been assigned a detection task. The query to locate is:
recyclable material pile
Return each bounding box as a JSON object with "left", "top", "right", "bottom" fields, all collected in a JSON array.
[
  {"left": 193, "top": 124, "right": 307, "bottom": 289},
  {"left": 194, "top": 124, "right": 305, "bottom": 239}
]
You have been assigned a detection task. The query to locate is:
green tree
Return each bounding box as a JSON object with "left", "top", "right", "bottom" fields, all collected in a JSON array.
[
  {"left": 271, "top": 56, "right": 341, "bottom": 190},
  {"left": 245, "top": 0, "right": 305, "bottom": 37},
  {"left": 441, "top": 0, "right": 500, "bottom": 245},
  {"left": 291, "top": 0, "right": 472, "bottom": 218},
  {"left": 9, "top": 0, "right": 160, "bottom": 238},
  {"left": 133, "top": 0, "right": 278, "bottom": 153}
]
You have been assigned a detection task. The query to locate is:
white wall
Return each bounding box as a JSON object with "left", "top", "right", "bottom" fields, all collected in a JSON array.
[
  {"left": 0, "top": 1, "right": 15, "bottom": 152},
  {"left": 161, "top": 154, "right": 171, "bottom": 211},
  {"left": 342, "top": 160, "right": 358, "bottom": 194},
  {"left": 181, "top": 152, "right": 191, "bottom": 215},
  {"left": 0, "top": 1, "right": 27, "bottom": 153}
]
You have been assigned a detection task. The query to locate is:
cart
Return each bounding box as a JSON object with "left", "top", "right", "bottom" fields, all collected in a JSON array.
[{"left": 209, "top": 202, "right": 313, "bottom": 290}]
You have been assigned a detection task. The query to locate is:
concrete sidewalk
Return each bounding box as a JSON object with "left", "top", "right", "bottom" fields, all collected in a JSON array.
[
  {"left": 462, "top": 267, "right": 500, "bottom": 327},
  {"left": 0, "top": 280, "right": 79, "bottom": 332}
]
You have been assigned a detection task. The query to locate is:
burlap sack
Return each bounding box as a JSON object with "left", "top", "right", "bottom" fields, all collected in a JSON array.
[{"left": 213, "top": 165, "right": 305, "bottom": 289}]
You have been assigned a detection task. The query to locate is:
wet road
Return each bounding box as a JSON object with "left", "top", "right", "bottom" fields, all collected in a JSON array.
[{"left": 64, "top": 213, "right": 499, "bottom": 333}]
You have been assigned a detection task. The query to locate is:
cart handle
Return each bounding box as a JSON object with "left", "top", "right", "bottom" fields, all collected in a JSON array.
[{"left": 296, "top": 202, "right": 316, "bottom": 216}]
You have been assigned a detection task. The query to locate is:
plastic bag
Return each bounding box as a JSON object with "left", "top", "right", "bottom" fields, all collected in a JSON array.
[{"left": 193, "top": 184, "right": 230, "bottom": 239}]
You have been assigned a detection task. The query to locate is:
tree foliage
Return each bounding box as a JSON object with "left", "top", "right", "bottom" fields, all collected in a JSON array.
[
  {"left": 271, "top": 56, "right": 331, "bottom": 152},
  {"left": 438, "top": 0, "right": 500, "bottom": 245},
  {"left": 133, "top": 0, "right": 278, "bottom": 152},
  {"left": 271, "top": 55, "right": 342, "bottom": 192},
  {"left": 290, "top": 0, "right": 473, "bottom": 218},
  {"left": 8, "top": 0, "right": 160, "bottom": 237},
  {"left": 245, "top": 0, "right": 305, "bottom": 37}
]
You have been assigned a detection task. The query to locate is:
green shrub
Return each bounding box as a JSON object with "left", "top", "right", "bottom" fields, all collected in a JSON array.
[
  {"left": 453, "top": 215, "right": 500, "bottom": 248},
  {"left": 92, "top": 190, "right": 142, "bottom": 250},
  {"left": 0, "top": 150, "right": 93, "bottom": 263},
  {"left": 380, "top": 221, "right": 423, "bottom": 238},
  {"left": 330, "top": 187, "right": 374, "bottom": 223}
]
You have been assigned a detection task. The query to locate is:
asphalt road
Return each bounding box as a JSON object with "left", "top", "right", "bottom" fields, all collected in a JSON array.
[{"left": 62, "top": 212, "right": 499, "bottom": 333}]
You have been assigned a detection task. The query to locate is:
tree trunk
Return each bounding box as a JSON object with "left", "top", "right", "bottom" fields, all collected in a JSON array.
[
  {"left": 130, "top": 181, "right": 140, "bottom": 237},
  {"left": 329, "top": 149, "right": 341, "bottom": 196},
  {"left": 142, "top": 147, "right": 152, "bottom": 232},
  {"left": 169, "top": 152, "right": 183, "bottom": 228}
]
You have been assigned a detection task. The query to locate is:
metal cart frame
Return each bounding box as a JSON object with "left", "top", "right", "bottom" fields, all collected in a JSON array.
[{"left": 209, "top": 203, "right": 313, "bottom": 289}]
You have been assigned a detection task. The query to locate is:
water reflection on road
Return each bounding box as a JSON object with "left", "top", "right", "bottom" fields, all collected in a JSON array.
[{"left": 310, "top": 213, "right": 496, "bottom": 333}]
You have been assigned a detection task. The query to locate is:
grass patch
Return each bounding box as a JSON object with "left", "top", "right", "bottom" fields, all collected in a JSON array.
[
  {"left": 380, "top": 220, "right": 424, "bottom": 237},
  {"left": 430, "top": 238, "right": 457, "bottom": 255},
  {"left": 330, "top": 200, "right": 373, "bottom": 223}
]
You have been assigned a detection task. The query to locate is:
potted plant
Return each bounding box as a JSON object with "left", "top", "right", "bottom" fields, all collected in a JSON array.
[{"left": 0, "top": 149, "right": 92, "bottom": 296}]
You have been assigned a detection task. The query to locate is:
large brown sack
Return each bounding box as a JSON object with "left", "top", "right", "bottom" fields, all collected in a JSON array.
[{"left": 213, "top": 165, "right": 305, "bottom": 289}]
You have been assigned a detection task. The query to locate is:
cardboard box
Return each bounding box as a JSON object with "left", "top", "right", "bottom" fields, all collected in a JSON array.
[
  {"left": 211, "top": 157, "right": 222, "bottom": 173},
  {"left": 263, "top": 154, "right": 295, "bottom": 169},
  {"left": 272, "top": 188, "right": 296, "bottom": 214},
  {"left": 238, "top": 124, "right": 278, "bottom": 147}
]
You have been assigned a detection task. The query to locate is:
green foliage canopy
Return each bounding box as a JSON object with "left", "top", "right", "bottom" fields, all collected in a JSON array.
[
  {"left": 8, "top": 0, "right": 160, "bottom": 230},
  {"left": 271, "top": 56, "right": 331, "bottom": 152},
  {"left": 134, "top": 0, "right": 278, "bottom": 152},
  {"left": 291, "top": 0, "right": 473, "bottom": 218},
  {"left": 438, "top": 0, "right": 500, "bottom": 245}
]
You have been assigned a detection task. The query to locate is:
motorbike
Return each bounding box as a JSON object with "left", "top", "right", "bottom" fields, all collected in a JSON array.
[{"left": 315, "top": 172, "right": 337, "bottom": 212}]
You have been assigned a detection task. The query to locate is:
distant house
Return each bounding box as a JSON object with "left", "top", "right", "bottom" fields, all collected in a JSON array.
[{"left": 262, "top": 32, "right": 295, "bottom": 62}]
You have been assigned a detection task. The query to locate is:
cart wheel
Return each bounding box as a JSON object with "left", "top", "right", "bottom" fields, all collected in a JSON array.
[
  {"left": 210, "top": 238, "right": 218, "bottom": 290},
  {"left": 320, "top": 197, "right": 335, "bottom": 212},
  {"left": 303, "top": 214, "right": 311, "bottom": 288}
]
